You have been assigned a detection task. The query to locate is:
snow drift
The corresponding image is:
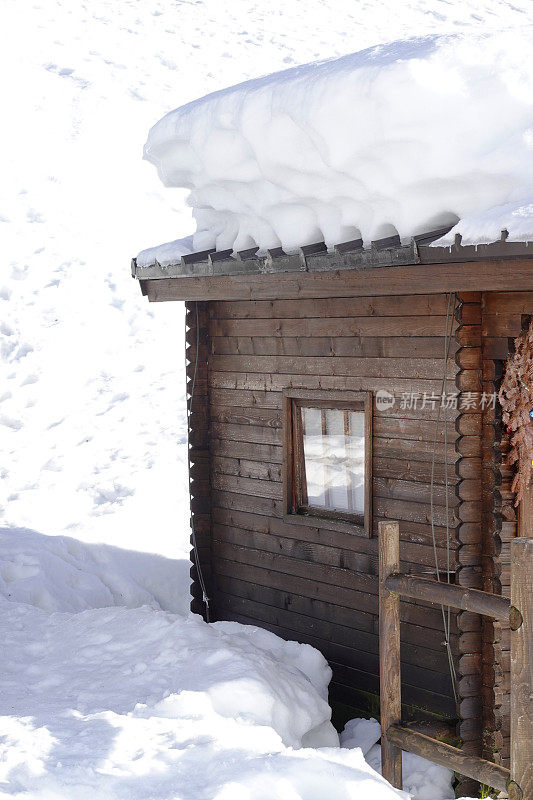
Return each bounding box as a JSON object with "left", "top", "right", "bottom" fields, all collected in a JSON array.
[
  {"left": 140, "top": 30, "right": 533, "bottom": 265},
  {"left": 0, "top": 527, "right": 191, "bottom": 614},
  {"left": 0, "top": 528, "right": 460, "bottom": 799}
]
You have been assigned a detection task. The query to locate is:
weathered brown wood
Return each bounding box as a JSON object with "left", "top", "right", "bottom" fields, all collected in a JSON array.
[
  {"left": 211, "top": 456, "right": 282, "bottom": 482},
  {"left": 213, "top": 520, "right": 454, "bottom": 583},
  {"left": 211, "top": 438, "right": 282, "bottom": 464},
  {"left": 209, "top": 388, "right": 281, "bottom": 409},
  {"left": 386, "top": 573, "right": 511, "bottom": 621},
  {"left": 212, "top": 335, "right": 458, "bottom": 359},
  {"left": 482, "top": 314, "right": 524, "bottom": 338},
  {"left": 373, "top": 436, "right": 458, "bottom": 463},
  {"left": 209, "top": 388, "right": 458, "bottom": 421},
  {"left": 213, "top": 538, "right": 377, "bottom": 594},
  {"left": 483, "top": 337, "right": 512, "bottom": 359},
  {"left": 483, "top": 292, "right": 533, "bottom": 316},
  {"left": 215, "top": 572, "right": 457, "bottom": 653},
  {"left": 386, "top": 726, "right": 510, "bottom": 792},
  {"left": 374, "top": 456, "right": 450, "bottom": 484},
  {"left": 379, "top": 520, "right": 402, "bottom": 788},
  {"left": 213, "top": 523, "right": 372, "bottom": 574},
  {"left": 215, "top": 573, "right": 374, "bottom": 631},
  {"left": 215, "top": 553, "right": 453, "bottom": 632},
  {"left": 456, "top": 414, "right": 482, "bottom": 436},
  {"left": 373, "top": 477, "right": 458, "bottom": 506},
  {"left": 374, "top": 417, "right": 457, "bottom": 443},
  {"left": 519, "top": 485, "right": 533, "bottom": 540},
  {"left": 211, "top": 473, "right": 282, "bottom": 499},
  {"left": 142, "top": 258, "right": 533, "bottom": 303},
  {"left": 210, "top": 352, "right": 456, "bottom": 379},
  {"left": 457, "top": 479, "right": 483, "bottom": 500},
  {"left": 210, "top": 295, "right": 454, "bottom": 319},
  {"left": 510, "top": 537, "right": 533, "bottom": 800},
  {"left": 209, "top": 405, "right": 281, "bottom": 427},
  {"left": 331, "top": 662, "right": 456, "bottom": 718},
  {"left": 209, "top": 370, "right": 457, "bottom": 396},
  {"left": 210, "top": 422, "right": 281, "bottom": 445},
  {"left": 456, "top": 348, "right": 483, "bottom": 370},
  {"left": 480, "top": 293, "right": 513, "bottom": 766},
  {"left": 374, "top": 497, "right": 457, "bottom": 527},
  {"left": 212, "top": 504, "right": 458, "bottom": 563}
]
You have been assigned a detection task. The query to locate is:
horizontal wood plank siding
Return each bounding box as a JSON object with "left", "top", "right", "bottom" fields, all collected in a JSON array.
[{"left": 202, "top": 292, "right": 461, "bottom": 720}]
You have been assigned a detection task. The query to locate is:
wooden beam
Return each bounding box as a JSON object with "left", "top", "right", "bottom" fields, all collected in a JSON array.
[
  {"left": 379, "top": 520, "right": 402, "bottom": 789},
  {"left": 385, "top": 573, "right": 510, "bottom": 621},
  {"left": 510, "top": 537, "right": 533, "bottom": 800},
  {"left": 140, "top": 259, "right": 533, "bottom": 302},
  {"left": 519, "top": 485, "right": 533, "bottom": 539},
  {"left": 386, "top": 725, "right": 510, "bottom": 792}
]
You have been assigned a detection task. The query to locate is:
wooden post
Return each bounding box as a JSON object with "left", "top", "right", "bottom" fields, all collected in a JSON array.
[
  {"left": 379, "top": 520, "right": 402, "bottom": 789},
  {"left": 519, "top": 485, "right": 533, "bottom": 539},
  {"left": 509, "top": 536, "right": 533, "bottom": 800}
]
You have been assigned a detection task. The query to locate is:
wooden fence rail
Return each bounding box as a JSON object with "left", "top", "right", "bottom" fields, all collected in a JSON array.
[{"left": 379, "top": 520, "right": 533, "bottom": 800}]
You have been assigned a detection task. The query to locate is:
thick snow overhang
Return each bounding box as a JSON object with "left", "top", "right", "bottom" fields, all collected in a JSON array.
[{"left": 131, "top": 229, "right": 533, "bottom": 302}]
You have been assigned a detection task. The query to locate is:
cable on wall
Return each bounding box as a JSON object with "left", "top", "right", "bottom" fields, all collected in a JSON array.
[
  {"left": 187, "top": 301, "right": 211, "bottom": 622},
  {"left": 430, "top": 291, "right": 459, "bottom": 705}
]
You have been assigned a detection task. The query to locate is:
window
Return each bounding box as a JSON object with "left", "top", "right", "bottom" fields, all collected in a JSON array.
[{"left": 283, "top": 389, "right": 372, "bottom": 536}]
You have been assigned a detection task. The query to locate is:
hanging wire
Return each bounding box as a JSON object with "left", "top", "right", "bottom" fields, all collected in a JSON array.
[
  {"left": 187, "top": 301, "right": 211, "bottom": 622},
  {"left": 430, "top": 291, "right": 459, "bottom": 704}
]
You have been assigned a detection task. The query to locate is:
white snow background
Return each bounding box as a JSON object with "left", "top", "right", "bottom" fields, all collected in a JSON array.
[{"left": 1, "top": 1, "right": 529, "bottom": 797}]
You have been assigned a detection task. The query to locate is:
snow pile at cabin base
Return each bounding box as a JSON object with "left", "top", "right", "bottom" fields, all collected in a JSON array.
[
  {"left": 140, "top": 29, "right": 533, "bottom": 266},
  {"left": 0, "top": 527, "right": 466, "bottom": 800}
]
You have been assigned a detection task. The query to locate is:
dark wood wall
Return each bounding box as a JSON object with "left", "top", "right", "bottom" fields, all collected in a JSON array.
[
  {"left": 479, "top": 292, "right": 532, "bottom": 770},
  {"left": 186, "top": 293, "right": 465, "bottom": 723},
  {"left": 178, "top": 282, "right": 533, "bottom": 791}
]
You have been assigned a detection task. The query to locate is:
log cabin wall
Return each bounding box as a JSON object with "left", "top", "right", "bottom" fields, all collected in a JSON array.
[
  {"left": 479, "top": 292, "right": 532, "bottom": 771},
  {"left": 192, "top": 293, "right": 464, "bottom": 724},
  {"left": 454, "top": 292, "right": 483, "bottom": 780}
]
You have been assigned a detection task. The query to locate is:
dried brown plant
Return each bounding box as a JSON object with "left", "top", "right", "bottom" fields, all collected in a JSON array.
[{"left": 499, "top": 319, "right": 533, "bottom": 505}]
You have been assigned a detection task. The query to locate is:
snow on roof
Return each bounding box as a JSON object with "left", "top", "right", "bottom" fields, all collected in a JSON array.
[{"left": 139, "top": 30, "right": 533, "bottom": 267}]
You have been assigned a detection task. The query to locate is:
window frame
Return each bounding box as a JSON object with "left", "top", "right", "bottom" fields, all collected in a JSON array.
[{"left": 282, "top": 388, "right": 373, "bottom": 538}]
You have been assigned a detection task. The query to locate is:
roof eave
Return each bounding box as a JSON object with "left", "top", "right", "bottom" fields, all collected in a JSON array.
[{"left": 131, "top": 233, "right": 533, "bottom": 302}]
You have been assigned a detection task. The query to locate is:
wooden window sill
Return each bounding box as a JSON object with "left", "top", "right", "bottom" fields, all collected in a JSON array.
[{"left": 283, "top": 512, "right": 369, "bottom": 538}]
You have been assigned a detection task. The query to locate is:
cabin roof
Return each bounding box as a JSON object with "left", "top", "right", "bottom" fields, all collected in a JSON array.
[
  {"left": 132, "top": 228, "right": 533, "bottom": 283},
  {"left": 131, "top": 229, "right": 533, "bottom": 302}
]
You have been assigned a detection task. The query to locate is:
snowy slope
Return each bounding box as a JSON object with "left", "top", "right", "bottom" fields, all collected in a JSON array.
[{"left": 1, "top": 0, "right": 532, "bottom": 558}]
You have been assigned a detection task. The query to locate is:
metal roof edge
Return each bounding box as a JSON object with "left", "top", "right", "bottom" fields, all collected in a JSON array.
[{"left": 131, "top": 233, "right": 533, "bottom": 282}]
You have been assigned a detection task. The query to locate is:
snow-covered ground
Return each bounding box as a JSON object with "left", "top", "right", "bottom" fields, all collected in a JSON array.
[{"left": 0, "top": 527, "right": 461, "bottom": 800}]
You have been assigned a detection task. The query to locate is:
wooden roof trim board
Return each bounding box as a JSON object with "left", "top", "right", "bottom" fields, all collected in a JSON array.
[
  {"left": 136, "top": 256, "right": 533, "bottom": 303},
  {"left": 132, "top": 232, "right": 533, "bottom": 301}
]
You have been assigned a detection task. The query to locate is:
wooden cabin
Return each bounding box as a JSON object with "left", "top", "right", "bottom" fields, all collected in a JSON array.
[{"left": 132, "top": 231, "right": 533, "bottom": 790}]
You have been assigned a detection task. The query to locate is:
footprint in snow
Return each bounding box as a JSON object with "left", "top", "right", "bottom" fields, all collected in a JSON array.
[{"left": 0, "top": 415, "right": 23, "bottom": 430}]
